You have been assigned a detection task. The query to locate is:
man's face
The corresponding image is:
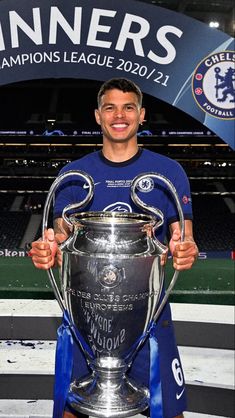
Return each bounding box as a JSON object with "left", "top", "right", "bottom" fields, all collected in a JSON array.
[{"left": 95, "top": 88, "right": 145, "bottom": 144}]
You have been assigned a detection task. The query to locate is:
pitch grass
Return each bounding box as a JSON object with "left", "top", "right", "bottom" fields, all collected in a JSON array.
[{"left": 0, "top": 257, "right": 234, "bottom": 305}]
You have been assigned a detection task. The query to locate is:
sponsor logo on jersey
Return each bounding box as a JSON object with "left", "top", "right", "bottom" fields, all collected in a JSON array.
[
  {"left": 182, "top": 195, "right": 191, "bottom": 204},
  {"left": 136, "top": 177, "right": 154, "bottom": 193},
  {"left": 103, "top": 202, "right": 132, "bottom": 212},
  {"left": 192, "top": 51, "right": 235, "bottom": 120}
]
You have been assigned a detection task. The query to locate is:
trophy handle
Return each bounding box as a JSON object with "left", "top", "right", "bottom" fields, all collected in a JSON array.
[
  {"left": 131, "top": 172, "right": 185, "bottom": 323},
  {"left": 42, "top": 170, "right": 94, "bottom": 311}
]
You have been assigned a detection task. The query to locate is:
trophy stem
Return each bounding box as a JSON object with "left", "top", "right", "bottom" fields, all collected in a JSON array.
[{"left": 69, "top": 357, "right": 149, "bottom": 418}]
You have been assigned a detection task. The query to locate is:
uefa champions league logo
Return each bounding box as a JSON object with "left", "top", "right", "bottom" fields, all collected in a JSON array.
[{"left": 192, "top": 51, "right": 235, "bottom": 120}]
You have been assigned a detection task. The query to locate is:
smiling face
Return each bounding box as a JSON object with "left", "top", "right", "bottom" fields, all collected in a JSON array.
[{"left": 95, "top": 88, "right": 145, "bottom": 144}]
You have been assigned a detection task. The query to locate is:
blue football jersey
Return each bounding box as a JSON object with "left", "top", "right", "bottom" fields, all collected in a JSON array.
[
  {"left": 54, "top": 148, "right": 192, "bottom": 242},
  {"left": 54, "top": 148, "right": 190, "bottom": 416}
]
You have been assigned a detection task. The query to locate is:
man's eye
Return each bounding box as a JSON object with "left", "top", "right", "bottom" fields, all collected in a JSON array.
[
  {"left": 104, "top": 106, "right": 113, "bottom": 111},
  {"left": 125, "top": 105, "right": 135, "bottom": 111}
]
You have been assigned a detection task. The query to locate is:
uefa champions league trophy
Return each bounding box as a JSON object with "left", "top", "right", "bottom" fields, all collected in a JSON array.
[{"left": 42, "top": 170, "right": 184, "bottom": 418}]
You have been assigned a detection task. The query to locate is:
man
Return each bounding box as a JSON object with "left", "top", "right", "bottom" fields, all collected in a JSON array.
[{"left": 30, "top": 78, "right": 198, "bottom": 418}]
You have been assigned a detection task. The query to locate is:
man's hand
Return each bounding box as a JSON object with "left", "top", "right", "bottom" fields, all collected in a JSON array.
[
  {"left": 169, "top": 227, "right": 198, "bottom": 271},
  {"left": 29, "top": 228, "right": 66, "bottom": 270}
]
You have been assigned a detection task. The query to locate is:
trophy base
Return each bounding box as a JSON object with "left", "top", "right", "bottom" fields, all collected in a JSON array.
[{"left": 68, "top": 359, "right": 149, "bottom": 417}]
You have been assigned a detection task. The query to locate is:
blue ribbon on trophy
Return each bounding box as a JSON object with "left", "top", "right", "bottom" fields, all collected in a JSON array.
[
  {"left": 53, "top": 311, "right": 73, "bottom": 418},
  {"left": 53, "top": 310, "right": 95, "bottom": 418},
  {"left": 149, "top": 321, "right": 163, "bottom": 418}
]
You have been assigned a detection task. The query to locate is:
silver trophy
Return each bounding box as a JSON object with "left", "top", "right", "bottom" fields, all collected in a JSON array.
[{"left": 42, "top": 170, "right": 184, "bottom": 418}]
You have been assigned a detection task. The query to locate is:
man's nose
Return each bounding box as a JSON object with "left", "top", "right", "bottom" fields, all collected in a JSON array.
[{"left": 114, "top": 108, "right": 125, "bottom": 118}]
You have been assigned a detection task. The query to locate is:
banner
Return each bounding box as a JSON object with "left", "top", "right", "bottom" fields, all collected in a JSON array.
[
  {"left": 0, "top": 0, "right": 234, "bottom": 148},
  {"left": 0, "top": 248, "right": 26, "bottom": 257}
]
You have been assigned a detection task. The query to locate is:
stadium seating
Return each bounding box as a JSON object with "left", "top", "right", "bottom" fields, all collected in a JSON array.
[
  {"left": 192, "top": 195, "right": 235, "bottom": 251},
  {"left": 0, "top": 194, "right": 15, "bottom": 211},
  {"left": 0, "top": 212, "right": 31, "bottom": 248}
]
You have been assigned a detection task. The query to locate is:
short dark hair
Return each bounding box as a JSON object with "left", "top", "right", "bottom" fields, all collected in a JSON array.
[{"left": 97, "top": 78, "right": 143, "bottom": 108}]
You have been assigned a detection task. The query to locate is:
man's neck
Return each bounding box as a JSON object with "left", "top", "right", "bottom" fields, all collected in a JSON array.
[{"left": 102, "top": 140, "right": 139, "bottom": 163}]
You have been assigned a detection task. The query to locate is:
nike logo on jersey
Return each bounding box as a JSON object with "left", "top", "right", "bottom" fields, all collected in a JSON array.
[
  {"left": 83, "top": 182, "right": 101, "bottom": 189},
  {"left": 176, "top": 387, "right": 185, "bottom": 400}
]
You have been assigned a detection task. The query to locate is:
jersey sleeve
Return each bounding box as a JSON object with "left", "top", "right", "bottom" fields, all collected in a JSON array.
[
  {"left": 166, "top": 163, "right": 193, "bottom": 225},
  {"left": 53, "top": 168, "right": 88, "bottom": 220}
]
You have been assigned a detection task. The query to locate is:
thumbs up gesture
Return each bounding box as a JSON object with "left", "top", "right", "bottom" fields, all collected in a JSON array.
[{"left": 169, "top": 223, "right": 198, "bottom": 271}]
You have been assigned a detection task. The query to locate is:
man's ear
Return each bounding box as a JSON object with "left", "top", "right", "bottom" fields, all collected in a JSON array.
[
  {"left": 94, "top": 109, "right": 101, "bottom": 125},
  {"left": 140, "top": 107, "right": 146, "bottom": 124}
]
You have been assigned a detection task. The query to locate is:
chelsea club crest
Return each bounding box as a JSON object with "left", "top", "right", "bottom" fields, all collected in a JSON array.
[
  {"left": 192, "top": 51, "right": 235, "bottom": 120},
  {"left": 136, "top": 177, "right": 154, "bottom": 193}
]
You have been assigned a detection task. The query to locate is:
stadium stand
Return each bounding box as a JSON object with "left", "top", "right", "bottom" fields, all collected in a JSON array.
[
  {"left": 0, "top": 194, "right": 15, "bottom": 211},
  {"left": 0, "top": 212, "right": 31, "bottom": 248},
  {"left": 192, "top": 195, "right": 235, "bottom": 251}
]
